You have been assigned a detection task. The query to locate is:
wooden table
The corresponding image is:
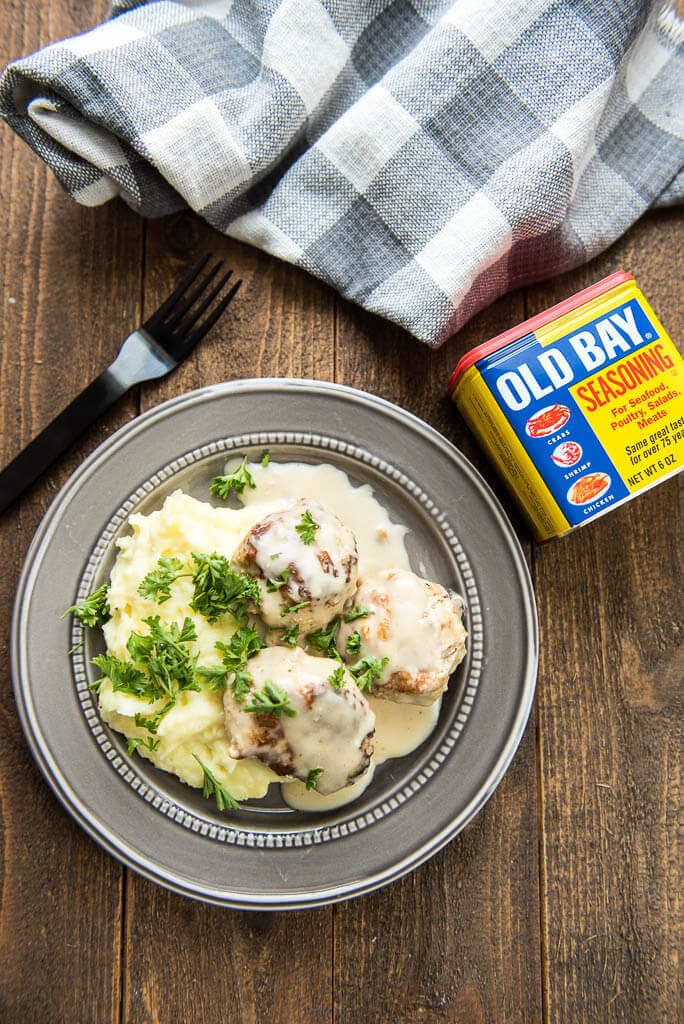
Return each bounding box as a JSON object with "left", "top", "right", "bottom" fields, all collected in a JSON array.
[{"left": 1, "top": 5, "right": 681, "bottom": 1022}]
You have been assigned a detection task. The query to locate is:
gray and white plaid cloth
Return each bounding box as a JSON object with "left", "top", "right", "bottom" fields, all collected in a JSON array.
[{"left": 1, "top": 1, "right": 682, "bottom": 345}]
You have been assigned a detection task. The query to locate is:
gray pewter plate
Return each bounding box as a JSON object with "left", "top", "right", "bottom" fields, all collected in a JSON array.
[{"left": 11, "top": 379, "right": 537, "bottom": 910}]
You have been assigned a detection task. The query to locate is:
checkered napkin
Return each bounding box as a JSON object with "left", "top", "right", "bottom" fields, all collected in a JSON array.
[{"left": 1, "top": 1, "right": 682, "bottom": 345}]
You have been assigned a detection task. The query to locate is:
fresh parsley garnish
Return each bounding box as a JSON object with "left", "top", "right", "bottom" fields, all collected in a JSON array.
[
  {"left": 281, "top": 599, "right": 310, "bottom": 617},
  {"left": 230, "top": 670, "right": 254, "bottom": 702},
  {"left": 127, "top": 735, "right": 160, "bottom": 755},
  {"left": 266, "top": 569, "right": 290, "bottom": 592},
  {"left": 306, "top": 767, "right": 324, "bottom": 791},
  {"left": 210, "top": 457, "right": 256, "bottom": 499},
  {"left": 63, "top": 584, "right": 110, "bottom": 628},
  {"left": 193, "top": 754, "right": 240, "bottom": 811},
  {"left": 190, "top": 552, "right": 260, "bottom": 623},
  {"left": 138, "top": 557, "right": 185, "bottom": 603},
  {"left": 307, "top": 618, "right": 340, "bottom": 658},
  {"left": 196, "top": 626, "right": 265, "bottom": 694},
  {"left": 260, "top": 450, "right": 270, "bottom": 467},
  {"left": 216, "top": 626, "right": 265, "bottom": 671},
  {"left": 350, "top": 655, "right": 389, "bottom": 693},
  {"left": 279, "top": 625, "right": 300, "bottom": 648},
  {"left": 343, "top": 605, "right": 374, "bottom": 623},
  {"left": 138, "top": 552, "right": 260, "bottom": 623},
  {"left": 328, "top": 665, "right": 346, "bottom": 690},
  {"left": 194, "top": 664, "right": 231, "bottom": 692},
  {"left": 243, "top": 680, "right": 296, "bottom": 717},
  {"left": 295, "top": 509, "right": 318, "bottom": 545},
  {"left": 134, "top": 699, "right": 175, "bottom": 735},
  {"left": 93, "top": 616, "right": 201, "bottom": 741},
  {"left": 91, "top": 654, "right": 155, "bottom": 699},
  {"left": 345, "top": 630, "right": 362, "bottom": 657},
  {"left": 127, "top": 616, "right": 200, "bottom": 698}
]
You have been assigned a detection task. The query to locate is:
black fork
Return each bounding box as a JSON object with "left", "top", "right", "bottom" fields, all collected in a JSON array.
[{"left": 0, "top": 256, "right": 241, "bottom": 516}]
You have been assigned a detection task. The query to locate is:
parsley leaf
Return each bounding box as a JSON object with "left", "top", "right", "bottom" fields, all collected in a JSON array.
[
  {"left": 345, "top": 630, "right": 362, "bottom": 657},
  {"left": 343, "top": 605, "right": 374, "bottom": 623},
  {"left": 266, "top": 569, "right": 290, "bottom": 592},
  {"left": 91, "top": 654, "right": 154, "bottom": 698},
  {"left": 307, "top": 618, "right": 340, "bottom": 658},
  {"left": 328, "top": 665, "right": 346, "bottom": 690},
  {"left": 134, "top": 699, "right": 175, "bottom": 735},
  {"left": 193, "top": 754, "right": 240, "bottom": 811},
  {"left": 127, "top": 735, "right": 160, "bottom": 755},
  {"left": 243, "top": 680, "right": 296, "bottom": 717},
  {"left": 93, "top": 616, "right": 203, "bottom": 746},
  {"left": 260, "top": 450, "right": 270, "bottom": 467},
  {"left": 127, "top": 616, "right": 200, "bottom": 698},
  {"left": 210, "top": 457, "right": 256, "bottom": 500},
  {"left": 231, "top": 670, "right": 253, "bottom": 702},
  {"left": 216, "top": 626, "right": 265, "bottom": 671},
  {"left": 279, "top": 625, "right": 300, "bottom": 648},
  {"left": 350, "top": 655, "right": 389, "bottom": 693},
  {"left": 295, "top": 508, "right": 319, "bottom": 545},
  {"left": 63, "top": 584, "right": 110, "bottom": 628},
  {"left": 281, "top": 599, "right": 310, "bottom": 617},
  {"left": 137, "top": 556, "right": 186, "bottom": 603},
  {"left": 194, "top": 664, "right": 231, "bottom": 692},
  {"left": 197, "top": 627, "right": 265, "bottom": 695},
  {"left": 306, "top": 767, "right": 324, "bottom": 791},
  {"left": 190, "top": 552, "right": 261, "bottom": 623}
]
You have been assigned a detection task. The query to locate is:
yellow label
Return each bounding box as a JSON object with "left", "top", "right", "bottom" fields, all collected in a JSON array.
[{"left": 569, "top": 336, "right": 684, "bottom": 492}]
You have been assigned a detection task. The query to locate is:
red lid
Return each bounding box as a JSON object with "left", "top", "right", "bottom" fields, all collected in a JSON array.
[{"left": 447, "top": 271, "right": 634, "bottom": 395}]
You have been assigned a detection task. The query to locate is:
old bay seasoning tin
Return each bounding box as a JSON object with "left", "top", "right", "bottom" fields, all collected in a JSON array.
[{"left": 449, "top": 272, "right": 683, "bottom": 541}]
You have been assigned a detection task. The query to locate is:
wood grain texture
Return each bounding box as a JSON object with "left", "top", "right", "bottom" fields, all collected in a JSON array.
[
  {"left": 0, "top": 1, "right": 142, "bottom": 1021},
  {"left": 529, "top": 211, "right": 682, "bottom": 1024}
]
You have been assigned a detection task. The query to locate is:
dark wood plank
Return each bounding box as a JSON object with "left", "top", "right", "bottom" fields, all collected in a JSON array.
[
  {"left": 528, "top": 209, "right": 682, "bottom": 1024},
  {"left": 0, "top": 3, "right": 144, "bottom": 1023},
  {"left": 137, "top": 211, "right": 339, "bottom": 399},
  {"left": 333, "top": 294, "right": 544, "bottom": 1023},
  {"left": 124, "top": 887, "right": 333, "bottom": 1024},
  {"left": 119, "top": 214, "right": 335, "bottom": 1024}
]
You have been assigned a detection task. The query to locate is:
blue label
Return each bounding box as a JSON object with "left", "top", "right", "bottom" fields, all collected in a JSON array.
[{"left": 477, "top": 297, "right": 659, "bottom": 525}]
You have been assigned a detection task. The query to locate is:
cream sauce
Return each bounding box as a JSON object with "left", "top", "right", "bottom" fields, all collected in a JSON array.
[
  {"left": 281, "top": 698, "right": 440, "bottom": 811},
  {"left": 224, "top": 646, "right": 374, "bottom": 796},
  {"left": 240, "top": 498, "right": 358, "bottom": 630},
  {"left": 337, "top": 571, "right": 467, "bottom": 705},
  {"left": 281, "top": 764, "right": 376, "bottom": 812},
  {"left": 370, "top": 695, "right": 442, "bottom": 764},
  {"left": 233, "top": 459, "right": 410, "bottom": 576}
]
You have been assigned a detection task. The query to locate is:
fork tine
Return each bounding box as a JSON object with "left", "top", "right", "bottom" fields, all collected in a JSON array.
[
  {"left": 177, "top": 269, "right": 234, "bottom": 333},
  {"left": 147, "top": 253, "right": 212, "bottom": 325},
  {"left": 164, "top": 260, "right": 224, "bottom": 331},
  {"left": 183, "top": 279, "right": 242, "bottom": 348}
]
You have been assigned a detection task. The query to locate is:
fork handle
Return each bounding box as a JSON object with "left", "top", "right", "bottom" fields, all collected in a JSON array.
[{"left": 0, "top": 368, "right": 127, "bottom": 516}]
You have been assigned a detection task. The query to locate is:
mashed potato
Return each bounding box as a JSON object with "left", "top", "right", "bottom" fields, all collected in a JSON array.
[{"left": 100, "top": 490, "right": 280, "bottom": 799}]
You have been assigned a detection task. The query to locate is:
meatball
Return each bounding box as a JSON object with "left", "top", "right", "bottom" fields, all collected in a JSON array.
[
  {"left": 338, "top": 569, "right": 467, "bottom": 705},
  {"left": 231, "top": 498, "right": 358, "bottom": 632},
  {"left": 223, "top": 646, "right": 375, "bottom": 795}
]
